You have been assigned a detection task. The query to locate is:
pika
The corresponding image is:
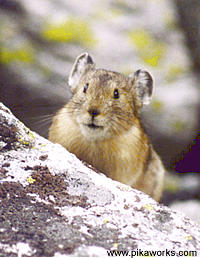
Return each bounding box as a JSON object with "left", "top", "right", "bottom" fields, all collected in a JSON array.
[{"left": 49, "top": 53, "right": 165, "bottom": 201}]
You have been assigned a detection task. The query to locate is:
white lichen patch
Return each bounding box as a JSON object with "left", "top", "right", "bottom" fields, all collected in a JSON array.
[
  {"left": 68, "top": 246, "right": 107, "bottom": 257},
  {"left": 0, "top": 242, "right": 35, "bottom": 257},
  {"left": 1, "top": 165, "right": 33, "bottom": 186},
  {"left": 27, "top": 193, "right": 52, "bottom": 205}
]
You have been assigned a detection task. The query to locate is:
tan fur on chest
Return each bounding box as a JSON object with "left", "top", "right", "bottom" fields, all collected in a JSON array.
[{"left": 49, "top": 108, "right": 150, "bottom": 188}]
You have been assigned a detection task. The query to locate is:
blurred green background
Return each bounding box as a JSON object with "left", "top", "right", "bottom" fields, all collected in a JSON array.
[{"left": 0, "top": 0, "right": 200, "bottom": 221}]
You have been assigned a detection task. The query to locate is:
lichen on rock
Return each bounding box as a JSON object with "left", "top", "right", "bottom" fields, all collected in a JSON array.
[{"left": 0, "top": 102, "right": 200, "bottom": 257}]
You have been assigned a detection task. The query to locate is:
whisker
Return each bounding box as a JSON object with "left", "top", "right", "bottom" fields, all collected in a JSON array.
[{"left": 30, "top": 117, "right": 53, "bottom": 128}]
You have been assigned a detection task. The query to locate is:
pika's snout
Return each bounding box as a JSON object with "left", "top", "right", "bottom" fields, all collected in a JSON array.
[{"left": 88, "top": 108, "right": 100, "bottom": 118}]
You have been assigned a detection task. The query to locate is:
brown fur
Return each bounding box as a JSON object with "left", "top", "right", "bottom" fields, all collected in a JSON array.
[{"left": 49, "top": 53, "right": 165, "bottom": 201}]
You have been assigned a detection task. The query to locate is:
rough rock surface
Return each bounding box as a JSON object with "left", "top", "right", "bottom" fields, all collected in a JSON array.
[{"left": 0, "top": 102, "right": 200, "bottom": 257}]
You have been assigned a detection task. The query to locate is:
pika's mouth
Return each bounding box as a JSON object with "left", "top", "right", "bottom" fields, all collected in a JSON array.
[{"left": 86, "top": 123, "right": 103, "bottom": 130}]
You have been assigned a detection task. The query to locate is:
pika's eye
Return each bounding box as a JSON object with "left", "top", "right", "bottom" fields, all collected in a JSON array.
[
  {"left": 114, "top": 89, "right": 119, "bottom": 99},
  {"left": 83, "top": 83, "right": 89, "bottom": 93}
]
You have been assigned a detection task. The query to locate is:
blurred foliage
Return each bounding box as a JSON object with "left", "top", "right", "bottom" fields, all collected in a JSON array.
[
  {"left": 164, "top": 173, "right": 181, "bottom": 193},
  {"left": 128, "top": 29, "right": 166, "bottom": 67},
  {"left": 166, "top": 64, "right": 185, "bottom": 83},
  {"left": 110, "top": 8, "right": 123, "bottom": 17},
  {"left": 171, "top": 120, "right": 185, "bottom": 132},
  {"left": 93, "top": 7, "right": 123, "bottom": 21},
  {"left": 0, "top": 46, "right": 35, "bottom": 65},
  {"left": 151, "top": 99, "right": 164, "bottom": 112},
  {"left": 42, "top": 18, "right": 96, "bottom": 47},
  {"left": 164, "top": 12, "right": 176, "bottom": 30},
  {"left": 111, "top": 0, "right": 137, "bottom": 14}
]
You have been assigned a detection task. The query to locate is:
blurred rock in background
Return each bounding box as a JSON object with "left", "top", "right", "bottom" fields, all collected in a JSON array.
[{"left": 0, "top": 0, "right": 199, "bottom": 217}]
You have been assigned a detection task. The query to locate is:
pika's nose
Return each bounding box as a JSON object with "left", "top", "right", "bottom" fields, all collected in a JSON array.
[{"left": 88, "top": 108, "right": 100, "bottom": 117}]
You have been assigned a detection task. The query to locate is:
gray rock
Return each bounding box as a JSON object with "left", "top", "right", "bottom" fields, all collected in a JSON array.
[{"left": 0, "top": 101, "right": 200, "bottom": 257}]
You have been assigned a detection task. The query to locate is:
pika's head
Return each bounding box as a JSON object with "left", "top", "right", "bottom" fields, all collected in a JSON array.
[{"left": 68, "top": 53, "right": 153, "bottom": 140}]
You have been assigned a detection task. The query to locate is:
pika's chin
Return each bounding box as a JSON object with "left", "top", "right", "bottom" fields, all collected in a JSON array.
[{"left": 79, "top": 123, "right": 110, "bottom": 141}]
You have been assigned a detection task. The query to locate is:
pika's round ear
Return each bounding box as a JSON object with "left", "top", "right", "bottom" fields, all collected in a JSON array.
[
  {"left": 129, "top": 69, "right": 153, "bottom": 106},
  {"left": 68, "top": 53, "right": 94, "bottom": 93}
]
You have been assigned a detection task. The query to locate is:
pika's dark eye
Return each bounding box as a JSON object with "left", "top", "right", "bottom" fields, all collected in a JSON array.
[
  {"left": 83, "top": 83, "right": 89, "bottom": 93},
  {"left": 114, "top": 89, "right": 119, "bottom": 99}
]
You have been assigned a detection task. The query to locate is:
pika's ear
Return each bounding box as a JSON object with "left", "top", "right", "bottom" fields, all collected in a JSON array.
[
  {"left": 129, "top": 69, "right": 153, "bottom": 106},
  {"left": 68, "top": 53, "right": 95, "bottom": 93}
]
